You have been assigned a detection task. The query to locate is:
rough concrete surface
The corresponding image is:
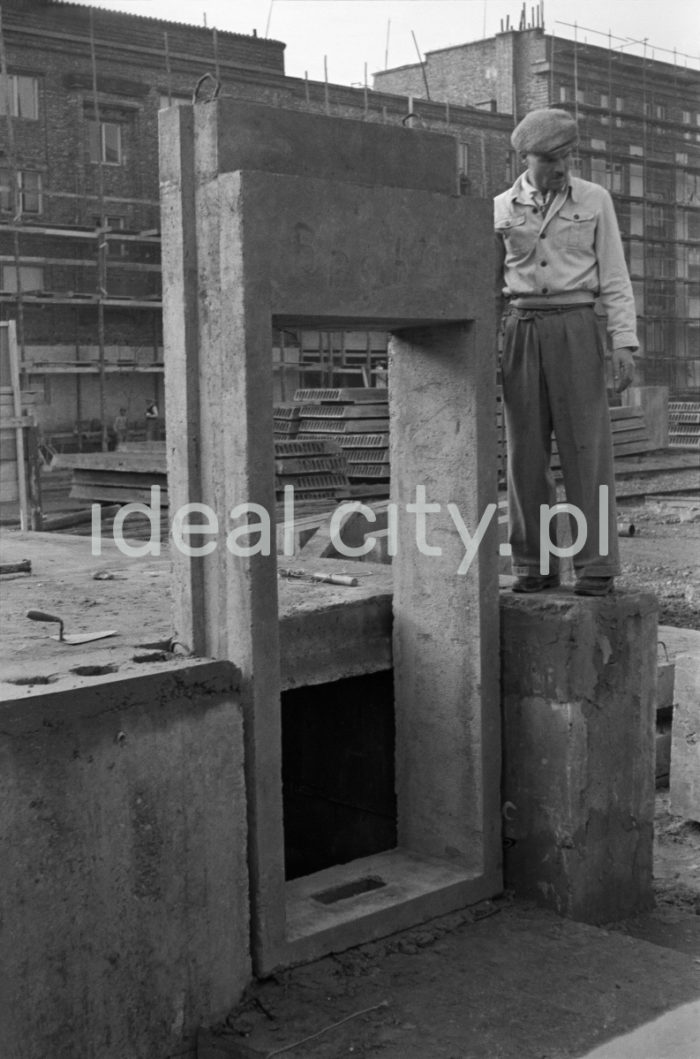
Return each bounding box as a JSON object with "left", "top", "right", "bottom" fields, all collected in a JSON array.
[
  {"left": 501, "top": 589, "right": 658, "bottom": 923},
  {"left": 0, "top": 661, "right": 250, "bottom": 1059},
  {"left": 0, "top": 531, "right": 392, "bottom": 690}
]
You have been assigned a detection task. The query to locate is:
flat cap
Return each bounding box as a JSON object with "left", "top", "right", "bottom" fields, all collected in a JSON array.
[{"left": 511, "top": 108, "right": 578, "bottom": 155}]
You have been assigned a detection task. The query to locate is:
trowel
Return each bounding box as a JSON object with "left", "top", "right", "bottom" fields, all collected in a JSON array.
[{"left": 27, "top": 610, "right": 117, "bottom": 645}]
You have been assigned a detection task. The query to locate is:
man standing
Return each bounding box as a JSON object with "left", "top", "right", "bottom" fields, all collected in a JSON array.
[
  {"left": 113, "top": 407, "right": 128, "bottom": 446},
  {"left": 145, "top": 400, "right": 159, "bottom": 442},
  {"left": 495, "top": 107, "right": 637, "bottom": 596}
]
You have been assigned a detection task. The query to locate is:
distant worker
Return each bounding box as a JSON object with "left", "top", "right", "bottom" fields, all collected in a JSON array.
[
  {"left": 113, "top": 407, "right": 128, "bottom": 446},
  {"left": 374, "top": 362, "right": 388, "bottom": 388},
  {"left": 145, "top": 400, "right": 159, "bottom": 441},
  {"left": 495, "top": 107, "right": 637, "bottom": 597}
]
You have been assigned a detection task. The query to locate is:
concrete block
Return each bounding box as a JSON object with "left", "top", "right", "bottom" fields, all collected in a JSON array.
[
  {"left": 670, "top": 646, "right": 700, "bottom": 822},
  {"left": 193, "top": 97, "right": 460, "bottom": 194},
  {"left": 0, "top": 662, "right": 250, "bottom": 1059},
  {"left": 501, "top": 590, "right": 658, "bottom": 924},
  {"left": 278, "top": 563, "right": 393, "bottom": 689}
]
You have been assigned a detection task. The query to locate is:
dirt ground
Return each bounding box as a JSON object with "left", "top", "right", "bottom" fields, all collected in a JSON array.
[{"left": 615, "top": 493, "right": 700, "bottom": 630}]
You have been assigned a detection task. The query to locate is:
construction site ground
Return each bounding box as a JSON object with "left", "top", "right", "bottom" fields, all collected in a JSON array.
[{"left": 1, "top": 450, "right": 698, "bottom": 1057}]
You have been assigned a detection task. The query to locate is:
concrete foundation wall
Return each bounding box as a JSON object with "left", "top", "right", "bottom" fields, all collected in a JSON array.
[
  {"left": 501, "top": 590, "right": 658, "bottom": 924},
  {"left": 0, "top": 661, "right": 250, "bottom": 1059}
]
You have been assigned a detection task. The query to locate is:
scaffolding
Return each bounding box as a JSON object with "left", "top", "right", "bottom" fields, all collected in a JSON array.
[
  {"left": 3, "top": 1, "right": 698, "bottom": 410},
  {"left": 548, "top": 18, "right": 700, "bottom": 396}
]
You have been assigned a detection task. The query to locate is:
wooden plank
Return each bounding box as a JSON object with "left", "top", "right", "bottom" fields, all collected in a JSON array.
[
  {"left": 70, "top": 470, "right": 167, "bottom": 489},
  {"left": 41, "top": 505, "right": 121, "bottom": 531},
  {"left": 54, "top": 452, "right": 167, "bottom": 473},
  {"left": 610, "top": 416, "right": 646, "bottom": 433},
  {"left": 70, "top": 483, "right": 168, "bottom": 506},
  {"left": 7, "top": 322, "right": 29, "bottom": 530},
  {"left": 609, "top": 406, "right": 646, "bottom": 420},
  {"left": 117, "top": 441, "right": 167, "bottom": 452}
]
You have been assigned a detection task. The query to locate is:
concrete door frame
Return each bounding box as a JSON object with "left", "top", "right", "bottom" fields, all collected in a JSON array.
[{"left": 160, "top": 100, "right": 502, "bottom": 974}]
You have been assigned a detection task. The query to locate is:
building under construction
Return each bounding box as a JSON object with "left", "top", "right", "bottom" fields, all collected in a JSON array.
[
  {"left": 1, "top": 6, "right": 699, "bottom": 1059},
  {"left": 1, "top": 0, "right": 698, "bottom": 450},
  {"left": 375, "top": 4, "right": 700, "bottom": 396},
  {"left": 1, "top": 0, "right": 511, "bottom": 450}
]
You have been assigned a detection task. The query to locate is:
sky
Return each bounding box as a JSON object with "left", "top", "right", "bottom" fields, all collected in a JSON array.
[{"left": 68, "top": 0, "right": 699, "bottom": 85}]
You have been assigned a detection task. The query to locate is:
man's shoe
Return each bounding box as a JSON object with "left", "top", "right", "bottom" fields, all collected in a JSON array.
[
  {"left": 574, "top": 576, "right": 614, "bottom": 597},
  {"left": 512, "top": 573, "right": 560, "bottom": 593}
]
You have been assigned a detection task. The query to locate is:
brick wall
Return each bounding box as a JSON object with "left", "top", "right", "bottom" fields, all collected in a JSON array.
[
  {"left": 375, "top": 38, "right": 503, "bottom": 111},
  {"left": 374, "top": 29, "right": 552, "bottom": 118},
  {"left": 513, "top": 30, "right": 549, "bottom": 114}
]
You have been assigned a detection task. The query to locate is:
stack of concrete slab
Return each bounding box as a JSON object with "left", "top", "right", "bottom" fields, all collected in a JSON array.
[
  {"left": 668, "top": 400, "right": 700, "bottom": 450},
  {"left": 295, "top": 388, "right": 390, "bottom": 485},
  {"left": 274, "top": 438, "right": 349, "bottom": 502},
  {"left": 273, "top": 403, "right": 301, "bottom": 439},
  {"left": 55, "top": 449, "right": 168, "bottom": 506}
]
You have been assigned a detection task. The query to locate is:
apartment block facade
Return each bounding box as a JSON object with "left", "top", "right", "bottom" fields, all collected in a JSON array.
[
  {"left": 375, "top": 25, "right": 700, "bottom": 394},
  {"left": 0, "top": 0, "right": 285, "bottom": 435},
  {"left": 2, "top": 0, "right": 518, "bottom": 439},
  {"left": 12, "top": 5, "right": 695, "bottom": 439}
]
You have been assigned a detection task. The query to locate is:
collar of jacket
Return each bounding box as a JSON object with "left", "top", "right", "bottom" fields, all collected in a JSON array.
[{"left": 508, "top": 172, "right": 583, "bottom": 206}]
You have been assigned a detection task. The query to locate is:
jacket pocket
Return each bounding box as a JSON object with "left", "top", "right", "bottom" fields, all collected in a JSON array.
[
  {"left": 495, "top": 213, "right": 528, "bottom": 254},
  {"left": 495, "top": 215, "right": 526, "bottom": 235},
  {"left": 556, "top": 208, "right": 596, "bottom": 249}
]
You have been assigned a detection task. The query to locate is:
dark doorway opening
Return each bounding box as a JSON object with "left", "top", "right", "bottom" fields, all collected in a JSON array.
[{"left": 282, "top": 670, "right": 397, "bottom": 880}]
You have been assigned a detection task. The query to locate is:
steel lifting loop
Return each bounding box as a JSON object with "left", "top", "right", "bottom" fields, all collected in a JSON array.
[
  {"left": 658, "top": 640, "right": 669, "bottom": 663},
  {"left": 192, "top": 73, "right": 221, "bottom": 104}
]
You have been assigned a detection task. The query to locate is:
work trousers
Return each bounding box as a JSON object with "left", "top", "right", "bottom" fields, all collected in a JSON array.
[{"left": 501, "top": 304, "right": 620, "bottom": 579}]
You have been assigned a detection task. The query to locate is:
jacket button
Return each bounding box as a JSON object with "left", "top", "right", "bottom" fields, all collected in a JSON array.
[
  {"left": 573, "top": 213, "right": 580, "bottom": 219},
  {"left": 541, "top": 261, "right": 548, "bottom": 266},
  {"left": 540, "top": 232, "right": 546, "bottom": 239},
  {"left": 542, "top": 287, "right": 549, "bottom": 293}
]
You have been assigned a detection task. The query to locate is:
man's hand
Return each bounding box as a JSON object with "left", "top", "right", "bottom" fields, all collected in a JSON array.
[{"left": 612, "top": 347, "right": 636, "bottom": 393}]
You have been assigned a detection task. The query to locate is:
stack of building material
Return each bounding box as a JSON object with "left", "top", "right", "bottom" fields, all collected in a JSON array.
[
  {"left": 54, "top": 450, "right": 168, "bottom": 506},
  {"left": 668, "top": 401, "right": 700, "bottom": 450},
  {"left": 273, "top": 404, "right": 301, "bottom": 439},
  {"left": 608, "top": 405, "right": 657, "bottom": 457},
  {"left": 274, "top": 438, "right": 349, "bottom": 502},
  {"left": 294, "top": 388, "right": 390, "bottom": 485}
]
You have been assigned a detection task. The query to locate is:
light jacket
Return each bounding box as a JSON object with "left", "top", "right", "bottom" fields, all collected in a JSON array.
[{"left": 494, "top": 174, "right": 638, "bottom": 349}]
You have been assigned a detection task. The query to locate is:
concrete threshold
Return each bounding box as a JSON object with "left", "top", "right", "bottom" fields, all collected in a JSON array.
[{"left": 286, "top": 848, "right": 497, "bottom": 965}]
